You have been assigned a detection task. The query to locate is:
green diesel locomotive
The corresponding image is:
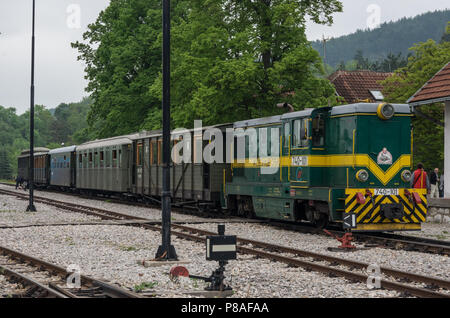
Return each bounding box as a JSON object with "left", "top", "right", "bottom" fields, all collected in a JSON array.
[{"left": 225, "top": 103, "right": 427, "bottom": 232}]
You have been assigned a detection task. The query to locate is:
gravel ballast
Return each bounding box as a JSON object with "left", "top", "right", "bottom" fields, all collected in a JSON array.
[
  {"left": 0, "top": 224, "right": 403, "bottom": 298},
  {"left": 1, "top": 184, "right": 449, "bottom": 298}
]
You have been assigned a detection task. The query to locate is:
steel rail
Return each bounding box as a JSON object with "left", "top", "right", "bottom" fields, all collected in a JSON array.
[
  {"left": 0, "top": 245, "right": 141, "bottom": 298},
  {"left": 0, "top": 265, "right": 69, "bottom": 298},
  {"left": 148, "top": 224, "right": 450, "bottom": 298},
  {"left": 3, "top": 184, "right": 448, "bottom": 255},
  {"left": 1, "top": 188, "right": 449, "bottom": 297}
]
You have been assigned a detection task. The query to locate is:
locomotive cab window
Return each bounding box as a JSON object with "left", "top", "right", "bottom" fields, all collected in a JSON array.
[
  {"left": 293, "top": 119, "right": 309, "bottom": 147},
  {"left": 283, "top": 123, "right": 290, "bottom": 148},
  {"left": 312, "top": 116, "right": 325, "bottom": 147}
]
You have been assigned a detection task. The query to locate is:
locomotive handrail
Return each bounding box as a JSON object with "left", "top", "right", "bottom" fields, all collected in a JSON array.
[{"left": 352, "top": 129, "right": 356, "bottom": 169}]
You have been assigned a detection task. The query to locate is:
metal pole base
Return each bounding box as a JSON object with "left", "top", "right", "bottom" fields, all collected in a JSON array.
[
  {"left": 155, "top": 245, "right": 178, "bottom": 261},
  {"left": 26, "top": 205, "right": 37, "bottom": 212}
]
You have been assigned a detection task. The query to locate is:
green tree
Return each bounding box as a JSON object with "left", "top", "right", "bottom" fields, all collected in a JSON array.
[
  {"left": 0, "top": 149, "right": 13, "bottom": 179},
  {"left": 440, "top": 22, "right": 450, "bottom": 43},
  {"left": 72, "top": 0, "right": 168, "bottom": 138},
  {"left": 381, "top": 39, "right": 450, "bottom": 171},
  {"left": 148, "top": 0, "right": 342, "bottom": 129},
  {"left": 74, "top": 0, "right": 343, "bottom": 135}
]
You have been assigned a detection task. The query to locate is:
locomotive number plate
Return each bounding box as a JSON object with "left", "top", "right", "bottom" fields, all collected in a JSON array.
[{"left": 374, "top": 188, "right": 399, "bottom": 196}]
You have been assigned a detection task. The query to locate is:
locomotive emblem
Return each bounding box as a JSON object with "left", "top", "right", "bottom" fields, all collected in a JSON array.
[{"left": 377, "top": 147, "right": 392, "bottom": 165}]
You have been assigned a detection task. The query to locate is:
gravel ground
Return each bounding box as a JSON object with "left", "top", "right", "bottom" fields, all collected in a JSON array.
[
  {"left": 0, "top": 184, "right": 217, "bottom": 223},
  {"left": 0, "top": 224, "right": 403, "bottom": 298},
  {"left": 0, "top": 184, "right": 448, "bottom": 298},
  {"left": 393, "top": 223, "right": 450, "bottom": 242},
  {"left": 0, "top": 194, "right": 101, "bottom": 227},
  {"left": 194, "top": 222, "right": 450, "bottom": 281}
]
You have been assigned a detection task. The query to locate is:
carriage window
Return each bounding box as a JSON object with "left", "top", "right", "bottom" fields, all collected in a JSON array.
[
  {"left": 284, "top": 123, "right": 290, "bottom": 148},
  {"left": 136, "top": 143, "right": 143, "bottom": 166},
  {"left": 157, "top": 140, "right": 162, "bottom": 165},
  {"left": 312, "top": 117, "right": 325, "bottom": 147},
  {"left": 193, "top": 136, "right": 202, "bottom": 164},
  {"left": 89, "top": 153, "right": 93, "bottom": 166},
  {"left": 94, "top": 152, "right": 98, "bottom": 167},
  {"left": 99, "top": 151, "right": 104, "bottom": 167},
  {"left": 112, "top": 150, "right": 117, "bottom": 168},
  {"left": 151, "top": 141, "right": 157, "bottom": 165},
  {"left": 79, "top": 154, "right": 82, "bottom": 168},
  {"left": 106, "top": 150, "right": 110, "bottom": 167},
  {"left": 119, "top": 150, "right": 122, "bottom": 168}
]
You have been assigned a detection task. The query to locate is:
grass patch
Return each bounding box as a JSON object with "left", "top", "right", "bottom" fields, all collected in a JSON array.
[
  {"left": 134, "top": 281, "right": 158, "bottom": 292},
  {"left": 435, "top": 234, "right": 447, "bottom": 240},
  {"left": 119, "top": 245, "right": 138, "bottom": 252},
  {"left": 65, "top": 237, "right": 76, "bottom": 246}
]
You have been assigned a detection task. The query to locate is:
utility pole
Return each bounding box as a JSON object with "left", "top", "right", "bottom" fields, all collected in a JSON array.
[
  {"left": 156, "top": 0, "right": 177, "bottom": 260},
  {"left": 27, "top": 0, "right": 37, "bottom": 212},
  {"left": 322, "top": 34, "right": 330, "bottom": 67}
]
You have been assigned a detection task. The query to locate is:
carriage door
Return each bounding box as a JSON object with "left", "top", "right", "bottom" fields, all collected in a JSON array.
[
  {"left": 290, "top": 118, "right": 310, "bottom": 188},
  {"left": 135, "top": 142, "right": 143, "bottom": 193},
  {"left": 311, "top": 115, "right": 326, "bottom": 186},
  {"left": 281, "top": 121, "right": 290, "bottom": 183}
]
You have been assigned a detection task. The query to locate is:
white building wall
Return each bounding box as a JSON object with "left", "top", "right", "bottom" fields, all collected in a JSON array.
[{"left": 445, "top": 101, "right": 450, "bottom": 198}]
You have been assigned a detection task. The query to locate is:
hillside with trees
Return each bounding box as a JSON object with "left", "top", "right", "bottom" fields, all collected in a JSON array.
[
  {"left": 312, "top": 10, "right": 450, "bottom": 68},
  {"left": 0, "top": 97, "right": 92, "bottom": 177}
]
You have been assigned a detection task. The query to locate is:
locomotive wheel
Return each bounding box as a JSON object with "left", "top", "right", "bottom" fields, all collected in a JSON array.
[
  {"left": 237, "top": 202, "right": 246, "bottom": 217},
  {"left": 313, "top": 214, "right": 329, "bottom": 229}
]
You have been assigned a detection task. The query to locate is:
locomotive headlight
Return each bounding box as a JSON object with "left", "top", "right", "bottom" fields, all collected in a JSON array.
[
  {"left": 377, "top": 103, "right": 395, "bottom": 120},
  {"left": 356, "top": 169, "right": 369, "bottom": 182},
  {"left": 401, "top": 170, "right": 412, "bottom": 183}
]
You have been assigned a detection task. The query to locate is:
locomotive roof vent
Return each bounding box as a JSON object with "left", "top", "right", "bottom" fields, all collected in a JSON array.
[{"left": 377, "top": 103, "right": 395, "bottom": 120}]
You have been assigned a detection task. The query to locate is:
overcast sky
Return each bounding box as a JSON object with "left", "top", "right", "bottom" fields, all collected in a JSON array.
[{"left": 1, "top": 0, "right": 449, "bottom": 114}]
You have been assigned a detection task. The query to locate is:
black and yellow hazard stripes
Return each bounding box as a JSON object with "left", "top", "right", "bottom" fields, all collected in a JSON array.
[{"left": 344, "top": 189, "right": 427, "bottom": 231}]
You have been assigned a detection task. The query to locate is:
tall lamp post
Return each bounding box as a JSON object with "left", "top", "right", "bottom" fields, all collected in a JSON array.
[
  {"left": 155, "top": 0, "right": 177, "bottom": 260},
  {"left": 27, "top": 0, "right": 37, "bottom": 212}
]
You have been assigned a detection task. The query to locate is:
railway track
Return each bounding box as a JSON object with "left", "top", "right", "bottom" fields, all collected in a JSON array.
[
  {"left": 0, "top": 187, "right": 448, "bottom": 298},
  {"left": 0, "top": 245, "right": 140, "bottom": 298},
  {"left": 3, "top": 185, "right": 449, "bottom": 256}
]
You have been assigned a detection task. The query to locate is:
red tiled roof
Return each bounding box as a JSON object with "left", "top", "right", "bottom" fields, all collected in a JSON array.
[
  {"left": 328, "top": 70, "right": 393, "bottom": 103},
  {"left": 408, "top": 62, "right": 450, "bottom": 105}
]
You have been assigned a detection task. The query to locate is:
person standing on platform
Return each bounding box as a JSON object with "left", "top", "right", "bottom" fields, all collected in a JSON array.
[
  {"left": 411, "top": 163, "right": 430, "bottom": 193},
  {"left": 429, "top": 168, "right": 440, "bottom": 198}
]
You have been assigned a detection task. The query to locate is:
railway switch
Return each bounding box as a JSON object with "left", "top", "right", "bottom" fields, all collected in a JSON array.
[{"left": 170, "top": 225, "right": 236, "bottom": 292}]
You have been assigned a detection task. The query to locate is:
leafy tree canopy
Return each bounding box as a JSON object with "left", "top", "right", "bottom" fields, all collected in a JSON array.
[
  {"left": 73, "top": 0, "right": 343, "bottom": 136},
  {"left": 381, "top": 38, "right": 450, "bottom": 171}
]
